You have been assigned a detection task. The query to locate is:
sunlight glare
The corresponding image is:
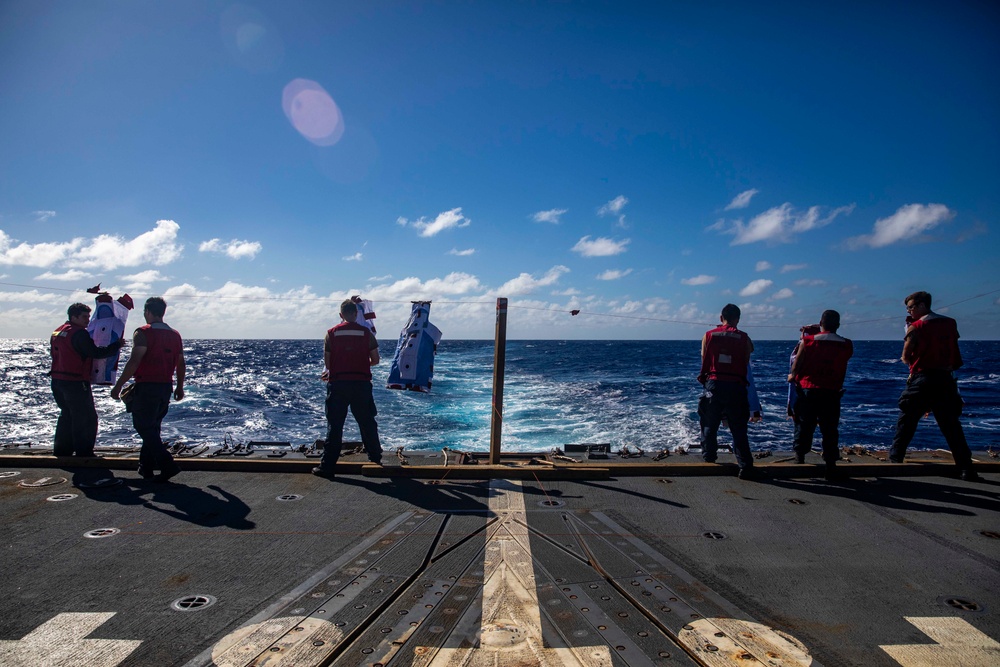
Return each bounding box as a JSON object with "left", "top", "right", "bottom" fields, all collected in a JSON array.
[
  {"left": 220, "top": 4, "right": 284, "bottom": 72},
  {"left": 282, "top": 79, "right": 345, "bottom": 147}
]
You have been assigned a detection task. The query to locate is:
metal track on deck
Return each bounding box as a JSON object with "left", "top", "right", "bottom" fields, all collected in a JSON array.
[{"left": 195, "top": 480, "right": 821, "bottom": 667}]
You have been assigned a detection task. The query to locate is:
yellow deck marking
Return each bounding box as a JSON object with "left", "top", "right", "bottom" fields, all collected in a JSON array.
[
  {"left": 428, "top": 479, "right": 613, "bottom": 665},
  {"left": 0, "top": 612, "right": 141, "bottom": 667},
  {"left": 210, "top": 616, "right": 342, "bottom": 666},
  {"left": 680, "top": 619, "right": 814, "bottom": 666},
  {"left": 881, "top": 617, "right": 1000, "bottom": 666}
]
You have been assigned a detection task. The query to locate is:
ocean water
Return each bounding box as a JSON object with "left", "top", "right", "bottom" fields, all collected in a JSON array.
[{"left": 2, "top": 339, "right": 998, "bottom": 454}]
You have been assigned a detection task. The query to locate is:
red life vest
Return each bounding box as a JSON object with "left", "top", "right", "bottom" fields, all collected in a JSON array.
[
  {"left": 50, "top": 322, "right": 92, "bottom": 381},
  {"left": 327, "top": 322, "right": 375, "bottom": 381},
  {"left": 134, "top": 325, "right": 182, "bottom": 384},
  {"left": 700, "top": 325, "right": 750, "bottom": 384},
  {"left": 908, "top": 314, "right": 960, "bottom": 374},
  {"left": 795, "top": 333, "right": 853, "bottom": 390}
]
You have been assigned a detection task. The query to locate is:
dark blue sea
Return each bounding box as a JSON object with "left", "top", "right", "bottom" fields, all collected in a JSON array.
[{"left": 2, "top": 339, "right": 998, "bottom": 453}]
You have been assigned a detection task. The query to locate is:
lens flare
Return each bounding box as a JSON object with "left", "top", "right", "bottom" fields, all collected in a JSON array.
[
  {"left": 282, "top": 79, "right": 345, "bottom": 147},
  {"left": 220, "top": 4, "right": 284, "bottom": 72}
]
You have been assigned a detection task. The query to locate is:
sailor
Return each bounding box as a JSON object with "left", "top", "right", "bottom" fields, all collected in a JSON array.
[
  {"left": 889, "top": 291, "right": 979, "bottom": 481},
  {"left": 313, "top": 299, "right": 383, "bottom": 479},
  {"left": 787, "top": 310, "right": 853, "bottom": 479},
  {"left": 697, "top": 304, "right": 759, "bottom": 480},
  {"left": 111, "top": 297, "right": 185, "bottom": 482},
  {"left": 49, "top": 303, "right": 126, "bottom": 456},
  {"left": 786, "top": 323, "right": 821, "bottom": 417}
]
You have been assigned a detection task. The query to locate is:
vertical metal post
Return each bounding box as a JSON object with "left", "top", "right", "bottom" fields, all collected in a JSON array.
[{"left": 489, "top": 297, "right": 508, "bottom": 464}]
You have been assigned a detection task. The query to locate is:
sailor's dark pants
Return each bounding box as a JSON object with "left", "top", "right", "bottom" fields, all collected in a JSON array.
[
  {"left": 320, "top": 380, "right": 383, "bottom": 472},
  {"left": 699, "top": 379, "right": 754, "bottom": 470},
  {"left": 792, "top": 387, "right": 842, "bottom": 463},
  {"left": 51, "top": 378, "right": 98, "bottom": 456},
  {"left": 890, "top": 371, "right": 972, "bottom": 469},
  {"left": 131, "top": 382, "right": 178, "bottom": 475}
]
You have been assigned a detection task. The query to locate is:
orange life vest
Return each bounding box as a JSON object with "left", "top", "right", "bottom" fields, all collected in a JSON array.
[
  {"left": 50, "top": 322, "right": 92, "bottom": 381},
  {"left": 795, "top": 333, "right": 853, "bottom": 390},
  {"left": 327, "top": 322, "right": 375, "bottom": 381},
  {"left": 134, "top": 325, "right": 182, "bottom": 384},
  {"left": 700, "top": 325, "right": 750, "bottom": 384},
  {"left": 907, "top": 314, "right": 960, "bottom": 374}
]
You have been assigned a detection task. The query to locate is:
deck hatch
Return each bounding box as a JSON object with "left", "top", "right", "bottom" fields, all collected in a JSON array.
[{"left": 172, "top": 594, "right": 218, "bottom": 612}]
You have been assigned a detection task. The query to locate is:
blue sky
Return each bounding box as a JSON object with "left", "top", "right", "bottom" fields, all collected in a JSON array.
[{"left": 1, "top": 1, "right": 997, "bottom": 340}]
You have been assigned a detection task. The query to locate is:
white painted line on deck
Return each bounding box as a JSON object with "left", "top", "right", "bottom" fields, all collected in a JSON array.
[
  {"left": 880, "top": 617, "right": 1000, "bottom": 666},
  {"left": 0, "top": 612, "right": 141, "bottom": 667}
]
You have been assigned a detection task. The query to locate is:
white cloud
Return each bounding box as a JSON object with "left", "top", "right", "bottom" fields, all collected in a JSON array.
[
  {"left": 0, "top": 229, "right": 81, "bottom": 267},
  {"left": 740, "top": 279, "right": 773, "bottom": 296},
  {"left": 0, "top": 289, "right": 67, "bottom": 305},
  {"left": 726, "top": 203, "right": 855, "bottom": 245},
  {"left": 199, "top": 237, "right": 262, "bottom": 260},
  {"left": 846, "top": 203, "right": 955, "bottom": 248},
  {"left": 781, "top": 263, "right": 808, "bottom": 273},
  {"left": 0, "top": 270, "right": 727, "bottom": 339},
  {"left": 367, "top": 274, "right": 392, "bottom": 282},
  {"left": 0, "top": 219, "right": 183, "bottom": 269},
  {"left": 342, "top": 253, "right": 363, "bottom": 261},
  {"left": 495, "top": 265, "right": 570, "bottom": 295},
  {"left": 448, "top": 248, "right": 475, "bottom": 256},
  {"left": 117, "top": 269, "right": 168, "bottom": 291},
  {"left": 34, "top": 269, "right": 93, "bottom": 281},
  {"left": 598, "top": 196, "right": 628, "bottom": 216},
  {"left": 93, "top": 220, "right": 185, "bottom": 267},
  {"left": 571, "top": 236, "right": 630, "bottom": 257},
  {"left": 724, "top": 189, "right": 758, "bottom": 211},
  {"left": 597, "top": 269, "right": 632, "bottom": 281},
  {"left": 598, "top": 195, "right": 628, "bottom": 228},
  {"left": 681, "top": 274, "right": 717, "bottom": 286},
  {"left": 532, "top": 209, "right": 567, "bottom": 224},
  {"left": 705, "top": 219, "right": 726, "bottom": 232},
  {"left": 119, "top": 270, "right": 167, "bottom": 283},
  {"left": 551, "top": 288, "right": 580, "bottom": 296},
  {"left": 397, "top": 207, "right": 471, "bottom": 237},
  {"left": 34, "top": 210, "right": 57, "bottom": 223},
  {"left": 794, "top": 278, "right": 826, "bottom": 287},
  {"left": 755, "top": 261, "right": 772, "bottom": 272},
  {"left": 371, "top": 273, "right": 484, "bottom": 300},
  {"left": 771, "top": 288, "right": 794, "bottom": 300}
]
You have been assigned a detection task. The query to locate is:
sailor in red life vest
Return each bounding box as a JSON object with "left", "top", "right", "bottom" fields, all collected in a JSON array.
[
  {"left": 697, "top": 304, "right": 759, "bottom": 480},
  {"left": 312, "top": 299, "right": 383, "bottom": 479},
  {"left": 787, "top": 310, "right": 853, "bottom": 479},
  {"left": 50, "top": 302, "right": 126, "bottom": 457},
  {"left": 889, "top": 291, "right": 979, "bottom": 481},
  {"left": 110, "top": 297, "right": 185, "bottom": 482}
]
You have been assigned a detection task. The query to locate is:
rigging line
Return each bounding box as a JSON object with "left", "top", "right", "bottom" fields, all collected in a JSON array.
[
  {"left": 820, "top": 288, "right": 1000, "bottom": 328},
  {"left": 938, "top": 287, "right": 1000, "bottom": 310},
  {"left": 530, "top": 471, "right": 555, "bottom": 507},
  {"left": 512, "top": 288, "right": 1000, "bottom": 329},
  {"left": 4, "top": 280, "right": 996, "bottom": 329},
  {"left": 0, "top": 282, "right": 499, "bottom": 306}
]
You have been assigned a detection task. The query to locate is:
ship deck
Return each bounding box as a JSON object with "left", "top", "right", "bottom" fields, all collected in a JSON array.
[{"left": 1, "top": 446, "right": 998, "bottom": 666}]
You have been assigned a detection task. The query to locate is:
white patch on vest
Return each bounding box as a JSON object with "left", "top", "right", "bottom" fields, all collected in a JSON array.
[{"left": 718, "top": 353, "right": 732, "bottom": 364}]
